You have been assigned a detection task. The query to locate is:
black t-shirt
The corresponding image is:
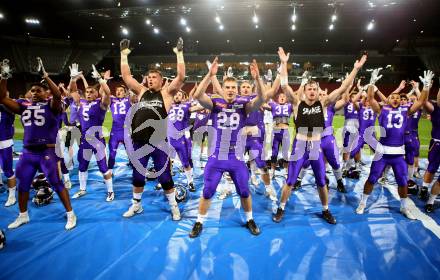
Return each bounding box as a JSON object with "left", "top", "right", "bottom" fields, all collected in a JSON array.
[
  {"left": 130, "top": 89, "right": 168, "bottom": 143},
  {"left": 295, "top": 101, "right": 325, "bottom": 136}
]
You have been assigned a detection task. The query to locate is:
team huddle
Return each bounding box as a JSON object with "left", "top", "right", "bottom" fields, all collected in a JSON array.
[{"left": 0, "top": 38, "right": 439, "bottom": 238}]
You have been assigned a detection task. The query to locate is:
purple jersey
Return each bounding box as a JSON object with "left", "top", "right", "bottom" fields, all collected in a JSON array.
[
  {"left": 244, "top": 95, "right": 264, "bottom": 126},
  {"left": 78, "top": 98, "right": 107, "bottom": 136},
  {"left": 270, "top": 102, "right": 292, "bottom": 119},
  {"left": 210, "top": 95, "right": 248, "bottom": 158},
  {"left": 110, "top": 96, "right": 131, "bottom": 131},
  {"left": 324, "top": 104, "right": 336, "bottom": 129},
  {"left": 168, "top": 102, "right": 191, "bottom": 139},
  {"left": 17, "top": 100, "right": 61, "bottom": 146},
  {"left": 0, "top": 105, "right": 15, "bottom": 141},
  {"left": 378, "top": 104, "right": 409, "bottom": 147},
  {"left": 358, "top": 103, "right": 377, "bottom": 132},
  {"left": 193, "top": 110, "right": 210, "bottom": 130},
  {"left": 344, "top": 102, "right": 358, "bottom": 120},
  {"left": 405, "top": 104, "right": 421, "bottom": 133},
  {"left": 431, "top": 104, "right": 440, "bottom": 140}
]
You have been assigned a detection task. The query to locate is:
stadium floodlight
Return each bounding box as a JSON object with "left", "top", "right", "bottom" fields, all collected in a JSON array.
[
  {"left": 219, "top": 24, "right": 224, "bottom": 31},
  {"left": 186, "top": 26, "right": 191, "bottom": 33},
  {"left": 122, "top": 28, "right": 129, "bottom": 35},
  {"left": 180, "top": 18, "right": 187, "bottom": 26},
  {"left": 0, "top": 13, "right": 4, "bottom": 19},
  {"left": 252, "top": 11, "right": 258, "bottom": 24},
  {"left": 25, "top": 18, "right": 40, "bottom": 25},
  {"left": 329, "top": 24, "right": 334, "bottom": 30},
  {"left": 153, "top": 27, "right": 159, "bottom": 34},
  {"left": 331, "top": 14, "right": 337, "bottom": 22},
  {"left": 291, "top": 24, "right": 296, "bottom": 30},
  {"left": 367, "top": 20, "right": 374, "bottom": 31},
  {"left": 145, "top": 19, "right": 151, "bottom": 25},
  {"left": 291, "top": 7, "right": 297, "bottom": 23}
]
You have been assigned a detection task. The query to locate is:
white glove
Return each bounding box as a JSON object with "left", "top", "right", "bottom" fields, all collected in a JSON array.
[
  {"left": 91, "top": 65, "right": 105, "bottom": 83},
  {"left": 419, "top": 70, "right": 435, "bottom": 88},
  {"left": 264, "top": 69, "right": 273, "bottom": 82},
  {"left": 227, "top": 67, "right": 233, "bottom": 78},
  {"left": 69, "top": 63, "right": 82, "bottom": 79},
  {"left": 36, "top": 57, "right": 47, "bottom": 78},
  {"left": 0, "top": 59, "right": 12, "bottom": 79},
  {"left": 300, "top": 71, "right": 309, "bottom": 87},
  {"left": 369, "top": 67, "right": 383, "bottom": 85},
  {"left": 206, "top": 60, "right": 212, "bottom": 71}
]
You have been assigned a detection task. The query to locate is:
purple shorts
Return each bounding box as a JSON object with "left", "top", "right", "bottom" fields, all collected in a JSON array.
[
  {"left": 368, "top": 154, "right": 408, "bottom": 187},
  {"left": 427, "top": 140, "right": 440, "bottom": 174},
  {"left": 108, "top": 129, "right": 125, "bottom": 170},
  {"left": 246, "top": 135, "right": 266, "bottom": 169},
  {"left": 203, "top": 157, "right": 250, "bottom": 199},
  {"left": 286, "top": 139, "right": 326, "bottom": 187},
  {"left": 271, "top": 128, "right": 290, "bottom": 162},
  {"left": 0, "top": 145, "right": 14, "bottom": 178},
  {"left": 170, "top": 137, "right": 192, "bottom": 169},
  {"left": 78, "top": 137, "right": 108, "bottom": 174},
  {"left": 404, "top": 132, "right": 419, "bottom": 165},
  {"left": 321, "top": 135, "right": 340, "bottom": 170},
  {"left": 16, "top": 148, "right": 64, "bottom": 192}
]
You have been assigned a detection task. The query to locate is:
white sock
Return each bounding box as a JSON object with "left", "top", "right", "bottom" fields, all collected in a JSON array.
[
  {"left": 8, "top": 186, "right": 16, "bottom": 198},
  {"left": 422, "top": 181, "right": 430, "bottom": 189},
  {"left": 280, "top": 202, "right": 286, "bottom": 210},
  {"left": 196, "top": 213, "right": 207, "bottom": 224},
  {"left": 250, "top": 161, "right": 258, "bottom": 175},
  {"left": 298, "top": 168, "right": 306, "bottom": 181},
  {"left": 333, "top": 168, "right": 343, "bottom": 180},
  {"left": 322, "top": 205, "right": 329, "bottom": 211},
  {"left": 79, "top": 171, "right": 88, "bottom": 191},
  {"left": 104, "top": 178, "right": 113, "bottom": 193},
  {"left": 401, "top": 197, "right": 409, "bottom": 209},
  {"left": 19, "top": 211, "right": 29, "bottom": 218},
  {"left": 66, "top": 210, "right": 75, "bottom": 218},
  {"left": 184, "top": 169, "right": 193, "bottom": 184},
  {"left": 360, "top": 194, "right": 369, "bottom": 205},
  {"left": 133, "top": 192, "right": 142, "bottom": 201},
  {"left": 165, "top": 190, "right": 177, "bottom": 206},
  {"left": 408, "top": 165, "right": 415, "bottom": 180},
  {"left": 245, "top": 211, "right": 253, "bottom": 222},
  {"left": 63, "top": 173, "right": 70, "bottom": 182},
  {"left": 428, "top": 194, "right": 437, "bottom": 205}
]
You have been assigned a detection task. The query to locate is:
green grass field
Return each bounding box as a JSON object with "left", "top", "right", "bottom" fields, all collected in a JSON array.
[{"left": 12, "top": 113, "right": 433, "bottom": 158}]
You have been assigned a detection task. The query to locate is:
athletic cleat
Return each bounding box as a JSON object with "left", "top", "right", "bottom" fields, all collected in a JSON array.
[
  {"left": 72, "top": 190, "right": 86, "bottom": 199},
  {"left": 5, "top": 195, "right": 16, "bottom": 207},
  {"left": 188, "top": 182, "right": 196, "bottom": 192},
  {"left": 325, "top": 176, "right": 330, "bottom": 186},
  {"left": 419, "top": 187, "right": 429, "bottom": 201},
  {"left": 322, "top": 210, "right": 337, "bottom": 224},
  {"left": 293, "top": 180, "right": 302, "bottom": 191},
  {"left": 356, "top": 203, "right": 366, "bottom": 214},
  {"left": 170, "top": 205, "right": 181, "bottom": 221},
  {"left": 189, "top": 222, "right": 203, "bottom": 238},
  {"left": 106, "top": 192, "right": 115, "bottom": 202},
  {"left": 265, "top": 186, "right": 278, "bottom": 201},
  {"left": 337, "top": 179, "right": 347, "bottom": 193},
  {"left": 425, "top": 204, "right": 434, "bottom": 213},
  {"left": 218, "top": 188, "right": 232, "bottom": 200},
  {"left": 250, "top": 175, "right": 258, "bottom": 186},
  {"left": 400, "top": 207, "right": 416, "bottom": 220},
  {"left": 342, "top": 169, "right": 348, "bottom": 178},
  {"left": 65, "top": 213, "right": 77, "bottom": 230},
  {"left": 272, "top": 207, "right": 284, "bottom": 223},
  {"left": 245, "top": 219, "right": 261, "bottom": 235},
  {"left": 8, "top": 213, "right": 30, "bottom": 229},
  {"left": 123, "top": 200, "right": 143, "bottom": 218},
  {"left": 64, "top": 180, "right": 72, "bottom": 190}
]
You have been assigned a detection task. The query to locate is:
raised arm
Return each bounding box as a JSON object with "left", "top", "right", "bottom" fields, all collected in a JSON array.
[
  {"left": 193, "top": 57, "right": 218, "bottom": 110},
  {"left": 278, "top": 47, "right": 299, "bottom": 105},
  {"left": 409, "top": 70, "right": 434, "bottom": 115},
  {"left": 265, "top": 75, "right": 281, "bottom": 100},
  {"left": 0, "top": 60, "right": 20, "bottom": 114},
  {"left": 335, "top": 86, "right": 353, "bottom": 110},
  {"left": 92, "top": 65, "right": 111, "bottom": 109},
  {"left": 166, "top": 37, "right": 186, "bottom": 95},
  {"left": 246, "top": 59, "right": 266, "bottom": 113},
  {"left": 120, "top": 39, "right": 146, "bottom": 96},
  {"left": 392, "top": 80, "right": 406, "bottom": 94},
  {"left": 325, "top": 54, "right": 367, "bottom": 106},
  {"left": 38, "top": 57, "right": 62, "bottom": 113},
  {"left": 368, "top": 85, "right": 381, "bottom": 114}
]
